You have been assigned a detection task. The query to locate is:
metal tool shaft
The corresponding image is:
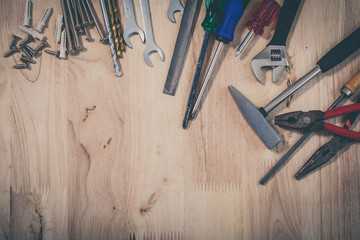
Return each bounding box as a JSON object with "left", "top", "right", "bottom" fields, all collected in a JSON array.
[
  {"left": 191, "top": 41, "right": 224, "bottom": 119},
  {"left": 99, "top": 0, "right": 122, "bottom": 77},
  {"left": 183, "top": 31, "right": 210, "bottom": 128},
  {"left": 263, "top": 66, "right": 322, "bottom": 113},
  {"left": 235, "top": 29, "right": 254, "bottom": 56}
]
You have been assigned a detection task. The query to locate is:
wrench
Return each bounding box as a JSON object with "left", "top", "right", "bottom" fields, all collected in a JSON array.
[
  {"left": 167, "top": 0, "right": 184, "bottom": 23},
  {"left": 140, "top": 0, "right": 164, "bottom": 67},
  {"left": 122, "top": 0, "right": 145, "bottom": 48}
]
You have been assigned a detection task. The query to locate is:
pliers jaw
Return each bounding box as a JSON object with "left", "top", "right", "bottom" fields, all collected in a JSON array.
[{"left": 274, "top": 110, "right": 325, "bottom": 131}]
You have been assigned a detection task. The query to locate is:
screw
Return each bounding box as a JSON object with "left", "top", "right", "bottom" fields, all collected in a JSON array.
[
  {"left": 44, "top": 49, "right": 60, "bottom": 58},
  {"left": 23, "top": 0, "right": 32, "bottom": 27},
  {"left": 19, "top": 26, "right": 47, "bottom": 41},
  {"left": 13, "top": 63, "right": 30, "bottom": 70},
  {"left": 19, "top": 35, "right": 35, "bottom": 47},
  {"left": 81, "top": 0, "right": 93, "bottom": 25},
  {"left": 65, "top": 0, "right": 82, "bottom": 50},
  {"left": 84, "top": 0, "right": 107, "bottom": 43},
  {"left": 34, "top": 41, "right": 50, "bottom": 52},
  {"left": 24, "top": 45, "right": 36, "bottom": 57},
  {"left": 9, "top": 34, "right": 22, "bottom": 49},
  {"left": 36, "top": 8, "right": 53, "bottom": 33},
  {"left": 77, "top": 0, "right": 89, "bottom": 26},
  {"left": 60, "top": 0, "right": 76, "bottom": 54},
  {"left": 70, "top": 0, "right": 81, "bottom": 30},
  {"left": 20, "top": 54, "right": 37, "bottom": 64},
  {"left": 20, "top": 46, "right": 33, "bottom": 59},
  {"left": 4, "top": 47, "right": 20, "bottom": 58},
  {"left": 84, "top": 26, "right": 94, "bottom": 42}
]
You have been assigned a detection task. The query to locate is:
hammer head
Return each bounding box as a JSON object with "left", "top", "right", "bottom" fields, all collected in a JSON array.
[
  {"left": 228, "top": 85, "right": 281, "bottom": 149},
  {"left": 251, "top": 45, "right": 289, "bottom": 83}
]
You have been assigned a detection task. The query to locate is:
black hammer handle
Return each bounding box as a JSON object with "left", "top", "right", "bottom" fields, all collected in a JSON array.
[
  {"left": 317, "top": 27, "right": 360, "bottom": 73},
  {"left": 268, "top": 0, "right": 302, "bottom": 46}
]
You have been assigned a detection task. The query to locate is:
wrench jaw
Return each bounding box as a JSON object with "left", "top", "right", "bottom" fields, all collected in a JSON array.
[
  {"left": 123, "top": 27, "right": 145, "bottom": 49},
  {"left": 251, "top": 45, "right": 289, "bottom": 83},
  {"left": 167, "top": 0, "right": 184, "bottom": 23},
  {"left": 143, "top": 44, "right": 164, "bottom": 67}
]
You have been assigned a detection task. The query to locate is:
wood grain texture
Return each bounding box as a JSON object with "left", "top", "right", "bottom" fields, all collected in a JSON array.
[{"left": 0, "top": 0, "right": 359, "bottom": 239}]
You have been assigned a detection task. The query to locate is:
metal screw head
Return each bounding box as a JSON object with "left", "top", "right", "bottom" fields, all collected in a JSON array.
[
  {"left": 303, "top": 116, "right": 311, "bottom": 124},
  {"left": 19, "top": 34, "right": 35, "bottom": 47},
  {"left": 10, "top": 34, "right": 22, "bottom": 49}
]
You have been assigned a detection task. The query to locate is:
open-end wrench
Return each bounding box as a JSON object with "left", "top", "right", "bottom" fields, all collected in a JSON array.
[
  {"left": 122, "top": 0, "right": 145, "bottom": 48},
  {"left": 251, "top": 0, "right": 302, "bottom": 83},
  {"left": 168, "top": 0, "right": 184, "bottom": 23},
  {"left": 140, "top": 0, "right": 164, "bottom": 67}
]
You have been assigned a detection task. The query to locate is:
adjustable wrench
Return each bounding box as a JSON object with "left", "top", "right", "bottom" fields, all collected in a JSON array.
[
  {"left": 251, "top": 0, "right": 302, "bottom": 83},
  {"left": 140, "top": 0, "right": 164, "bottom": 67},
  {"left": 122, "top": 0, "right": 145, "bottom": 48},
  {"left": 168, "top": 0, "right": 184, "bottom": 23}
]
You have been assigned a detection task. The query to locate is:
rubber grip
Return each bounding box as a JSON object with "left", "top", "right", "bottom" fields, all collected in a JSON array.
[
  {"left": 317, "top": 27, "right": 360, "bottom": 73},
  {"left": 215, "top": 0, "right": 245, "bottom": 43},
  {"left": 325, "top": 103, "right": 360, "bottom": 119},
  {"left": 267, "top": 0, "right": 302, "bottom": 46},
  {"left": 324, "top": 123, "right": 360, "bottom": 140},
  {"left": 344, "top": 71, "right": 360, "bottom": 94}
]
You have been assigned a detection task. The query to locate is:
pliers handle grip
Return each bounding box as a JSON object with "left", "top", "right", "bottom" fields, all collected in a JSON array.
[{"left": 275, "top": 103, "right": 360, "bottom": 140}]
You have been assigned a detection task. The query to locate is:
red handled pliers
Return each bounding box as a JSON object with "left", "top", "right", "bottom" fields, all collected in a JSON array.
[{"left": 274, "top": 103, "right": 360, "bottom": 140}]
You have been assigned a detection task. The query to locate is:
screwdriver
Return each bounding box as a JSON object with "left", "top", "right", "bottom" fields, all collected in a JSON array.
[
  {"left": 191, "top": 0, "right": 249, "bottom": 120},
  {"left": 235, "top": 0, "right": 281, "bottom": 56},
  {"left": 182, "top": 0, "right": 228, "bottom": 129},
  {"left": 259, "top": 71, "right": 360, "bottom": 185}
]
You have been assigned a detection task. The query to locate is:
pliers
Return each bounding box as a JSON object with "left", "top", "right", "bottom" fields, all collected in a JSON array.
[{"left": 274, "top": 103, "right": 360, "bottom": 140}]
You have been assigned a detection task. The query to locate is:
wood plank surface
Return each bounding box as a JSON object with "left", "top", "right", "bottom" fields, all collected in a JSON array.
[{"left": 0, "top": 0, "right": 360, "bottom": 239}]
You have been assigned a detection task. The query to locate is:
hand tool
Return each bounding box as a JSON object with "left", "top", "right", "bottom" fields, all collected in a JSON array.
[
  {"left": 85, "top": 0, "right": 107, "bottom": 43},
  {"left": 140, "top": 0, "right": 164, "bottom": 67},
  {"left": 23, "top": 0, "right": 32, "bottom": 27},
  {"left": 100, "top": 0, "right": 122, "bottom": 77},
  {"left": 122, "top": 0, "right": 145, "bottom": 48},
  {"left": 295, "top": 97, "right": 360, "bottom": 180},
  {"left": 235, "top": 0, "right": 280, "bottom": 57},
  {"left": 163, "top": 0, "right": 201, "bottom": 95},
  {"left": 274, "top": 103, "right": 360, "bottom": 140},
  {"left": 182, "top": 0, "right": 228, "bottom": 129},
  {"left": 191, "top": 0, "right": 248, "bottom": 119},
  {"left": 168, "top": 0, "right": 184, "bottom": 23},
  {"left": 251, "top": 0, "right": 302, "bottom": 83},
  {"left": 108, "top": 0, "right": 125, "bottom": 58},
  {"left": 229, "top": 27, "right": 360, "bottom": 149},
  {"left": 259, "top": 71, "right": 360, "bottom": 185},
  {"left": 36, "top": 7, "right": 53, "bottom": 33}
]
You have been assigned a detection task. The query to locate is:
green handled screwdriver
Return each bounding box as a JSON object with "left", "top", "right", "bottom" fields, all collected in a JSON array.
[
  {"left": 182, "top": 0, "right": 228, "bottom": 129},
  {"left": 190, "top": 0, "right": 249, "bottom": 120}
]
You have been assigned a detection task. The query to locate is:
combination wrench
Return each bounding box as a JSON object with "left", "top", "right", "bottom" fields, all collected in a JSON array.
[
  {"left": 122, "top": 0, "right": 145, "bottom": 48},
  {"left": 167, "top": 0, "right": 184, "bottom": 23},
  {"left": 140, "top": 0, "right": 164, "bottom": 67}
]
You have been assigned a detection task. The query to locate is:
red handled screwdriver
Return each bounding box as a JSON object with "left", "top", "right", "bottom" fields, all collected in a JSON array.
[{"left": 235, "top": 0, "right": 281, "bottom": 56}]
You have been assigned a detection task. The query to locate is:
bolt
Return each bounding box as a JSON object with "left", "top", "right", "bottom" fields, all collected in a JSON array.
[
  {"left": 23, "top": 0, "right": 32, "bottom": 27},
  {"left": 44, "top": 49, "right": 60, "bottom": 58},
  {"left": 13, "top": 63, "right": 30, "bottom": 70},
  {"left": 19, "top": 35, "right": 35, "bottom": 47},
  {"left": 84, "top": 0, "right": 107, "bottom": 43},
  {"left": 20, "top": 54, "right": 37, "bottom": 64},
  {"left": 4, "top": 47, "right": 20, "bottom": 58},
  {"left": 9, "top": 34, "right": 22, "bottom": 49},
  {"left": 36, "top": 7, "right": 53, "bottom": 33},
  {"left": 19, "top": 26, "right": 47, "bottom": 41},
  {"left": 20, "top": 46, "right": 33, "bottom": 59}
]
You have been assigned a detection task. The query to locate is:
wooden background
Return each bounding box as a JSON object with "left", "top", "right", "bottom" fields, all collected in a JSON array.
[{"left": 0, "top": 0, "right": 359, "bottom": 239}]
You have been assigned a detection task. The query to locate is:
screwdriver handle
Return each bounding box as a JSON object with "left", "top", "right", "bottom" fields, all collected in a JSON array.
[
  {"left": 202, "top": 0, "right": 228, "bottom": 33},
  {"left": 247, "top": 0, "right": 281, "bottom": 36},
  {"left": 317, "top": 27, "right": 360, "bottom": 73},
  {"left": 267, "top": 0, "right": 302, "bottom": 46},
  {"left": 215, "top": 0, "right": 245, "bottom": 44},
  {"left": 343, "top": 71, "right": 360, "bottom": 95}
]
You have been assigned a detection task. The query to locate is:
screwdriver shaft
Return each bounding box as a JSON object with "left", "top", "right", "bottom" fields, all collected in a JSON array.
[
  {"left": 235, "top": 29, "right": 254, "bottom": 56},
  {"left": 191, "top": 41, "right": 224, "bottom": 119},
  {"left": 183, "top": 31, "right": 210, "bottom": 128}
]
